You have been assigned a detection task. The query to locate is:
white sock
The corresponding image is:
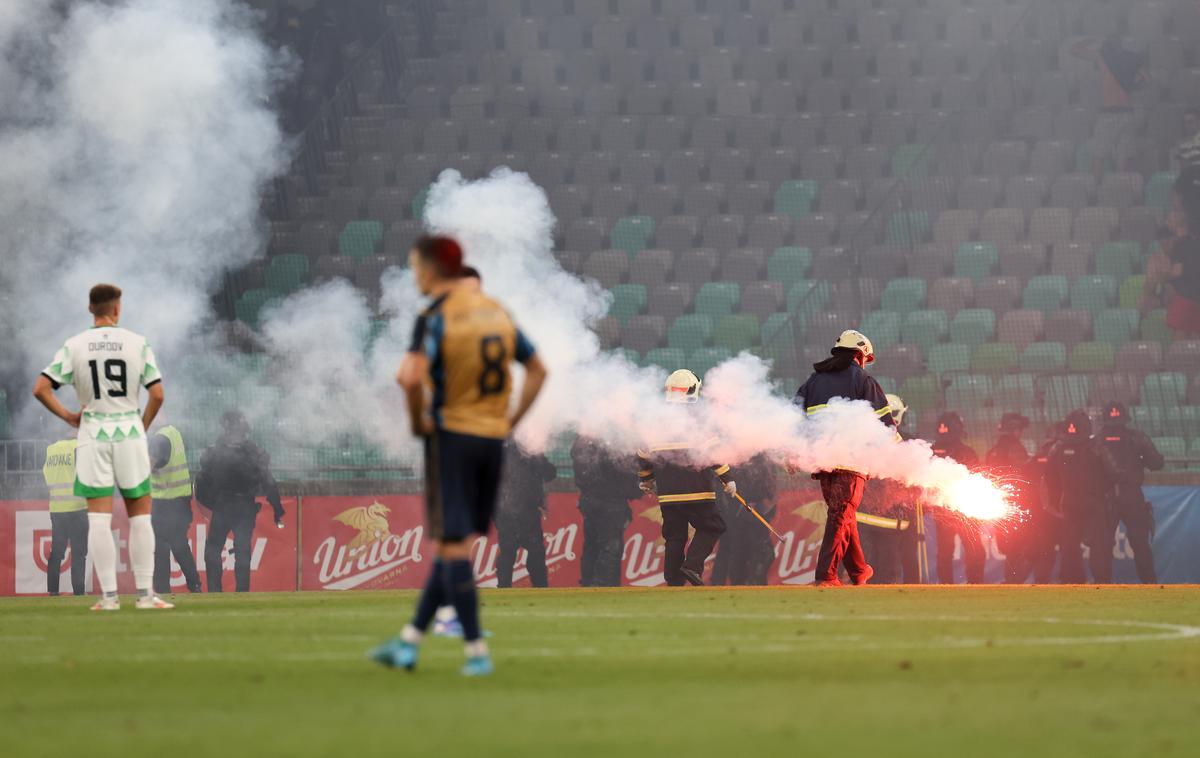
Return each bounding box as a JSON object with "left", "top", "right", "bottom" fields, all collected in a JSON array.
[
  {"left": 400, "top": 624, "right": 423, "bottom": 644},
  {"left": 128, "top": 514, "right": 155, "bottom": 596},
  {"left": 88, "top": 513, "right": 117, "bottom": 595},
  {"left": 465, "top": 639, "right": 489, "bottom": 658}
]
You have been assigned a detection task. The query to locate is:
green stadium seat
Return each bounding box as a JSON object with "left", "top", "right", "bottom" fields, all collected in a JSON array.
[
  {"left": 949, "top": 309, "right": 996, "bottom": 347},
  {"left": 971, "top": 343, "right": 1019, "bottom": 373},
  {"left": 668, "top": 314, "right": 714, "bottom": 352},
  {"left": 954, "top": 242, "right": 999, "bottom": 282},
  {"left": 886, "top": 211, "right": 930, "bottom": 246},
  {"left": 1118, "top": 275, "right": 1145, "bottom": 309},
  {"left": 1131, "top": 406, "right": 1166, "bottom": 436},
  {"left": 1093, "top": 308, "right": 1139, "bottom": 346},
  {"left": 695, "top": 282, "right": 741, "bottom": 317},
  {"left": 892, "top": 144, "right": 931, "bottom": 180},
  {"left": 767, "top": 246, "right": 812, "bottom": 286},
  {"left": 1141, "top": 308, "right": 1171, "bottom": 344},
  {"left": 899, "top": 374, "right": 941, "bottom": 412},
  {"left": 945, "top": 375, "right": 993, "bottom": 411},
  {"left": 611, "top": 216, "right": 655, "bottom": 255},
  {"left": 902, "top": 310, "right": 948, "bottom": 350},
  {"left": 1152, "top": 436, "right": 1186, "bottom": 462},
  {"left": 1069, "top": 275, "right": 1117, "bottom": 314},
  {"left": 608, "top": 284, "right": 647, "bottom": 324},
  {"left": 689, "top": 348, "right": 733, "bottom": 377},
  {"left": 1096, "top": 242, "right": 1138, "bottom": 279},
  {"left": 1141, "top": 372, "right": 1186, "bottom": 407},
  {"left": 338, "top": 220, "right": 384, "bottom": 258},
  {"left": 760, "top": 313, "right": 796, "bottom": 348},
  {"left": 411, "top": 187, "right": 430, "bottom": 220},
  {"left": 265, "top": 254, "right": 309, "bottom": 295},
  {"left": 995, "top": 374, "right": 1036, "bottom": 408},
  {"left": 1023, "top": 275, "right": 1069, "bottom": 310},
  {"left": 774, "top": 181, "right": 819, "bottom": 220},
  {"left": 860, "top": 310, "right": 901, "bottom": 351},
  {"left": 880, "top": 278, "right": 927, "bottom": 313},
  {"left": 1164, "top": 406, "right": 1200, "bottom": 439},
  {"left": 713, "top": 314, "right": 760, "bottom": 352},
  {"left": 1043, "top": 375, "right": 1090, "bottom": 414},
  {"left": 1068, "top": 341, "right": 1115, "bottom": 371},
  {"left": 234, "top": 288, "right": 277, "bottom": 327},
  {"left": 644, "top": 347, "right": 686, "bottom": 370},
  {"left": 786, "top": 280, "right": 832, "bottom": 314},
  {"left": 1144, "top": 172, "right": 1176, "bottom": 210},
  {"left": 1020, "top": 342, "right": 1067, "bottom": 372},
  {"left": 927, "top": 343, "right": 971, "bottom": 376}
]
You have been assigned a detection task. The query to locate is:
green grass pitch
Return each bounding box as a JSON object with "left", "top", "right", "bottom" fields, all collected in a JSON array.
[{"left": 2, "top": 587, "right": 1199, "bottom": 758}]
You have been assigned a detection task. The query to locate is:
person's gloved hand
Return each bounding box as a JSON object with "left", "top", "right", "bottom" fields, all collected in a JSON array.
[
  {"left": 275, "top": 518, "right": 285, "bottom": 530},
  {"left": 724, "top": 480, "right": 737, "bottom": 497},
  {"left": 639, "top": 480, "right": 656, "bottom": 495}
]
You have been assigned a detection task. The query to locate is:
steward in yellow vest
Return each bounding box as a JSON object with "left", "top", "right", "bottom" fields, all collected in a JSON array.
[
  {"left": 43, "top": 440, "right": 89, "bottom": 595},
  {"left": 150, "top": 425, "right": 201, "bottom": 594}
]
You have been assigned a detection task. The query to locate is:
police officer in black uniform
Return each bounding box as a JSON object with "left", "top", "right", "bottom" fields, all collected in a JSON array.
[
  {"left": 1045, "top": 409, "right": 1118, "bottom": 583},
  {"left": 931, "top": 412, "right": 985, "bottom": 584},
  {"left": 194, "top": 411, "right": 285, "bottom": 592},
  {"left": 988, "top": 413, "right": 1038, "bottom": 583},
  {"left": 1096, "top": 402, "right": 1164, "bottom": 583},
  {"left": 572, "top": 435, "right": 641, "bottom": 587},
  {"left": 495, "top": 441, "right": 557, "bottom": 588},
  {"left": 711, "top": 454, "right": 777, "bottom": 586}
]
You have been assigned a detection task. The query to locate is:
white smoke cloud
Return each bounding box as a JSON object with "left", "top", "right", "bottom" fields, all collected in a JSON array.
[
  {"left": 411, "top": 168, "right": 1010, "bottom": 519},
  {"left": 0, "top": 0, "right": 291, "bottom": 439}
]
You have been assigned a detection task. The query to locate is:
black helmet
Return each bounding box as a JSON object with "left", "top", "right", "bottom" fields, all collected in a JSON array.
[
  {"left": 936, "top": 411, "right": 965, "bottom": 438},
  {"left": 1064, "top": 409, "right": 1093, "bottom": 438},
  {"left": 998, "top": 412, "right": 1030, "bottom": 434},
  {"left": 1104, "top": 401, "right": 1129, "bottom": 424}
]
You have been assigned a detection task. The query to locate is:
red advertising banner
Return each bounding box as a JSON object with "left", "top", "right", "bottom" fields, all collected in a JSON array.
[
  {"left": 296, "top": 489, "right": 830, "bottom": 591},
  {"left": 0, "top": 499, "right": 296, "bottom": 596}
]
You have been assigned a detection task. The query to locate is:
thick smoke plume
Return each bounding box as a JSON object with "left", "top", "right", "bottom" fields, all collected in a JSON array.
[
  {"left": 0, "top": 0, "right": 290, "bottom": 438},
  {"left": 419, "top": 169, "right": 1011, "bottom": 520}
]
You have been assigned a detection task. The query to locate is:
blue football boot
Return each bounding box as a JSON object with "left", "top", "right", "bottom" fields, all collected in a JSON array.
[{"left": 368, "top": 637, "right": 419, "bottom": 671}]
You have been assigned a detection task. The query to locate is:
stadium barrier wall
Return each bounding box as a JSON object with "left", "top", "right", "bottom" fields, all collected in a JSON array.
[{"left": 3, "top": 488, "right": 1199, "bottom": 595}]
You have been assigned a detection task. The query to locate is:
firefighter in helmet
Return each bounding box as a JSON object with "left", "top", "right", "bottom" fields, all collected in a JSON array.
[
  {"left": 636, "top": 369, "right": 736, "bottom": 586},
  {"left": 793, "top": 330, "right": 897, "bottom": 587}
]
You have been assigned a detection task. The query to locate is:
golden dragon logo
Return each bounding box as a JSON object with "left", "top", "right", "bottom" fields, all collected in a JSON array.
[{"left": 332, "top": 502, "right": 392, "bottom": 552}]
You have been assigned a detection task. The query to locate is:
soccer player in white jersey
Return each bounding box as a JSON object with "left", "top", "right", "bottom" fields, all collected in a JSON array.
[{"left": 32, "top": 284, "right": 173, "bottom": 610}]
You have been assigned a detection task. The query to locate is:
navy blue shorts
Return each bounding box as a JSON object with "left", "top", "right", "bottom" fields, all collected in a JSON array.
[{"left": 424, "top": 429, "right": 505, "bottom": 542}]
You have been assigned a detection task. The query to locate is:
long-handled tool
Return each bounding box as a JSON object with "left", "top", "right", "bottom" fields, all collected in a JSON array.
[{"left": 732, "top": 492, "right": 784, "bottom": 542}]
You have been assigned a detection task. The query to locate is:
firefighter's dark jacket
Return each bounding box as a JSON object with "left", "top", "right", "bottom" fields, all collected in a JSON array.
[{"left": 637, "top": 436, "right": 734, "bottom": 505}]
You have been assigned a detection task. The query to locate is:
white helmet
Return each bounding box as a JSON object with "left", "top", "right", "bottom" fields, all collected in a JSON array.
[
  {"left": 886, "top": 393, "right": 907, "bottom": 425},
  {"left": 664, "top": 369, "right": 702, "bottom": 403},
  {"left": 834, "top": 329, "right": 875, "bottom": 364}
]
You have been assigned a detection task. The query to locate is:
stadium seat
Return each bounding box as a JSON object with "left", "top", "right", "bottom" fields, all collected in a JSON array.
[
  {"left": 739, "top": 281, "right": 785, "bottom": 319},
  {"left": 880, "top": 278, "right": 927, "bottom": 314},
  {"left": 1068, "top": 342, "right": 1115, "bottom": 372},
  {"left": 954, "top": 242, "right": 998, "bottom": 282},
  {"left": 713, "top": 314, "right": 760, "bottom": 352},
  {"left": 1093, "top": 309, "right": 1139, "bottom": 346},
  {"left": 774, "top": 180, "right": 819, "bottom": 219},
  {"left": 860, "top": 310, "right": 902, "bottom": 352},
  {"left": 927, "top": 344, "right": 971, "bottom": 377},
  {"left": 949, "top": 309, "right": 996, "bottom": 347},
  {"left": 1043, "top": 375, "right": 1090, "bottom": 415},
  {"left": 265, "top": 255, "right": 309, "bottom": 295},
  {"left": 997, "top": 310, "right": 1045, "bottom": 350},
  {"left": 902, "top": 310, "right": 949, "bottom": 351},
  {"left": 1115, "top": 341, "right": 1164, "bottom": 373},
  {"left": 1096, "top": 241, "right": 1138, "bottom": 280},
  {"left": 1144, "top": 172, "right": 1176, "bottom": 210},
  {"left": 1020, "top": 342, "right": 1067, "bottom": 373},
  {"left": 1022, "top": 275, "right": 1069, "bottom": 311},
  {"left": 927, "top": 277, "right": 973, "bottom": 316},
  {"left": 668, "top": 314, "right": 715, "bottom": 353},
  {"left": 995, "top": 374, "right": 1036, "bottom": 409},
  {"left": 1142, "top": 372, "right": 1187, "bottom": 407},
  {"left": 621, "top": 315, "right": 667, "bottom": 354},
  {"left": 338, "top": 221, "right": 384, "bottom": 258},
  {"left": 644, "top": 347, "right": 687, "bottom": 371},
  {"left": 689, "top": 348, "right": 733, "bottom": 378},
  {"left": 1141, "top": 309, "right": 1172, "bottom": 344},
  {"left": 1069, "top": 275, "right": 1117, "bottom": 314},
  {"left": 583, "top": 250, "right": 629, "bottom": 288},
  {"left": 969, "top": 345, "right": 1017, "bottom": 374},
  {"left": 786, "top": 280, "right": 832, "bottom": 315},
  {"left": 234, "top": 289, "right": 278, "bottom": 328},
  {"left": 766, "top": 246, "right": 812, "bottom": 286},
  {"left": 629, "top": 249, "right": 674, "bottom": 287},
  {"left": 608, "top": 284, "right": 647, "bottom": 324},
  {"left": 611, "top": 216, "right": 656, "bottom": 255},
  {"left": 945, "top": 374, "right": 993, "bottom": 411},
  {"left": 694, "top": 282, "right": 740, "bottom": 317},
  {"left": 892, "top": 144, "right": 931, "bottom": 180},
  {"left": 886, "top": 211, "right": 930, "bottom": 246},
  {"left": 720, "top": 249, "right": 767, "bottom": 283},
  {"left": 648, "top": 283, "right": 694, "bottom": 321},
  {"left": 1164, "top": 341, "right": 1200, "bottom": 375},
  {"left": 1044, "top": 309, "right": 1093, "bottom": 348}
]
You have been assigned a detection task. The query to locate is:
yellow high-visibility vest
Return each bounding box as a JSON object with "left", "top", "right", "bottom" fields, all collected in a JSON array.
[
  {"left": 151, "top": 426, "right": 192, "bottom": 500},
  {"left": 43, "top": 440, "right": 86, "bottom": 513}
]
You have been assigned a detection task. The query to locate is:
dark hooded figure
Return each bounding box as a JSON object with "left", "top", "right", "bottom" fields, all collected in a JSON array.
[
  {"left": 931, "top": 412, "right": 984, "bottom": 584},
  {"left": 1045, "top": 410, "right": 1118, "bottom": 583},
  {"left": 1095, "top": 402, "right": 1164, "bottom": 583}
]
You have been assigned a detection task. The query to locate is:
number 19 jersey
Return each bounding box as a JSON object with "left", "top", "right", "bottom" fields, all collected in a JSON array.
[
  {"left": 413, "top": 289, "right": 535, "bottom": 440},
  {"left": 42, "top": 326, "right": 163, "bottom": 441}
]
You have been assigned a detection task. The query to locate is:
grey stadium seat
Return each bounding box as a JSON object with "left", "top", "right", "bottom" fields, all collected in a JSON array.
[{"left": 683, "top": 183, "right": 725, "bottom": 218}]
